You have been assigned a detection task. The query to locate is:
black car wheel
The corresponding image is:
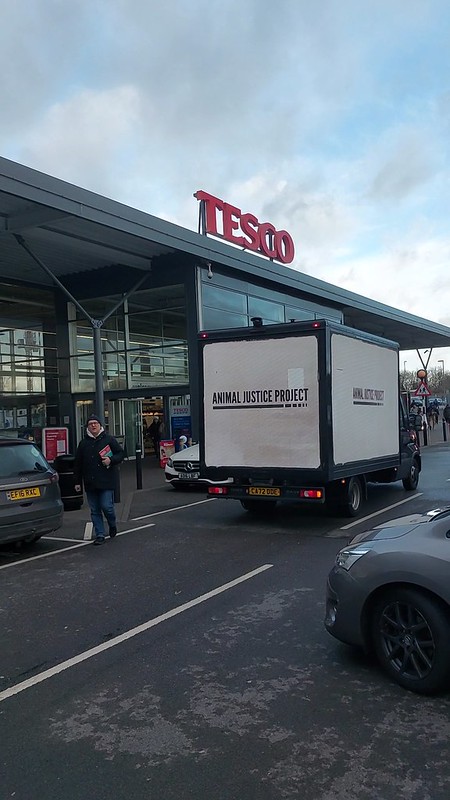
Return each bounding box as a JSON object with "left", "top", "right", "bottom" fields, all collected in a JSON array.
[
  {"left": 372, "top": 588, "right": 450, "bottom": 694},
  {"left": 402, "top": 459, "right": 419, "bottom": 490}
]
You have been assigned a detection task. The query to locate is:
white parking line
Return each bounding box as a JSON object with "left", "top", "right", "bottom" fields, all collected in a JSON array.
[
  {"left": 340, "top": 493, "right": 423, "bottom": 530},
  {"left": 0, "top": 523, "right": 155, "bottom": 571},
  {"left": 132, "top": 496, "right": 217, "bottom": 520},
  {"left": 0, "top": 563, "right": 273, "bottom": 704},
  {"left": 42, "top": 536, "right": 84, "bottom": 543}
]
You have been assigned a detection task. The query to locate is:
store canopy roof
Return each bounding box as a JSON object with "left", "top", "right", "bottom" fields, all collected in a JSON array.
[{"left": 1, "top": 156, "right": 449, "bottom": 351}]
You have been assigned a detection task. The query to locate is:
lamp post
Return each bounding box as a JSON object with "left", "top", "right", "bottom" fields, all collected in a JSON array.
[
  {"left": 403, "top": 360, "right": 407, "bottom": 373},
  {"left": 438, "top": 360, "right": 445, "bottom": 399}
]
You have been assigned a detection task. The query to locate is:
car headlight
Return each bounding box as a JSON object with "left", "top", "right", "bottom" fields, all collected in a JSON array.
[
  {"left": 167, "top": 458, "right": 174, "bottom": 468},
  {"left": 335, "top": 546, "right": 372, "bottom": 571}
]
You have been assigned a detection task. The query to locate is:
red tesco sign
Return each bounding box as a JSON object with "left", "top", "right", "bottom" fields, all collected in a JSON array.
[{"left": 195, "top": 190, "right": 295, "bottom": 264}]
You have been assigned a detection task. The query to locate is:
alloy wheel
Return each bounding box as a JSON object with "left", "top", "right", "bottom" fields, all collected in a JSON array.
[{"left": 378, "top": 600, "right": 435, "bottom": 680}]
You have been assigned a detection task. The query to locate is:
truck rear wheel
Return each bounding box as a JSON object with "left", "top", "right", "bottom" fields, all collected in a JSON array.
[{"left": 341, "top": 476, "right": 363, "bottom": 517}]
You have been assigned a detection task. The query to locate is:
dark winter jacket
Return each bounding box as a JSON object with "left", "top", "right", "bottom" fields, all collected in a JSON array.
[{"left": 73, "top": 429, "right": 125, "bottom": 491}]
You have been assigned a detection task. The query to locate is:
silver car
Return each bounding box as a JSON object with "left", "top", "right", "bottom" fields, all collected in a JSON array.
[
  {"left": 325, "top": 508, "right": 450, "bottom": 694},
  {"left": 0, "top": 438, "right": 63, "bottom": 545}
]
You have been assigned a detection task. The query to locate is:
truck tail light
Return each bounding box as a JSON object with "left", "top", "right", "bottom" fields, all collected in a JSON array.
[
  {"left": 299, "top": 488, "right": 323, "bottom": 499},
  {"left": 208, "top": 486, "right": 229, "bottom": 495}
]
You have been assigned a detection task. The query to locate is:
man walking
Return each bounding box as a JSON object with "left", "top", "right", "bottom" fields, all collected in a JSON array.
[{"left": 74, "top": 414, "right": 125, "bottom": 546}]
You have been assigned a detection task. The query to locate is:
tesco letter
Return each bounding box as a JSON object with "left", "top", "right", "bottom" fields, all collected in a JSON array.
[{"left": 194, "top": 189, "right": 295, "bottom": 264}]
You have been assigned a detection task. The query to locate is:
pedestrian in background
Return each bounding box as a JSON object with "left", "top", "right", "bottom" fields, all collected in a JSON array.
[
  {"left": 148, "top": 416, "right": 162, "bottom": 459},
  {"left": 444, "top": 403, "right": 450, "bottom": 434},
  {"left": 74, "top": 414, "right": 125, "bottom": 546}
]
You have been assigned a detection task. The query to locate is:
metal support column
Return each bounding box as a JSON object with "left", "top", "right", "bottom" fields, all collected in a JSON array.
[
  {"left": 13, "top": 234, "right": 151, "bottom": 424},
  {"left": 92, "top": 323, "right": 104, "bottom": 418}
]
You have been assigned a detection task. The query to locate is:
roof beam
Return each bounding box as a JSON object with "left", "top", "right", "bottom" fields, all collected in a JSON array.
[{"left": 0, "top": 208, "right": 70, "bottom": 234}]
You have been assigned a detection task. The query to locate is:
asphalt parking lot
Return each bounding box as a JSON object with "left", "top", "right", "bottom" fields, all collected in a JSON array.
[{"left": 1, "top": 444, "right": 449, "bottom": 800}]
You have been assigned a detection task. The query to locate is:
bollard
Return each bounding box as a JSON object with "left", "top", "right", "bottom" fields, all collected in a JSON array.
[
  {"left": 443, "top": 419, "right": 448, "bottom": 443},
  {"left": 83, "top": 522, "right": 93, "bottom": 541},
  {"left": 135, "top": 443, "right": 143, "bottom": 490}
]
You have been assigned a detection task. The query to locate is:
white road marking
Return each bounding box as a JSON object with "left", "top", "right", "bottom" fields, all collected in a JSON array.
[
  {"left": 132, "top": 496, "right": 217, "bottom": 520},
  {"left": 42, "top": 536, "right": 84, "bottom": 543},
  {"left": 0, "top": 523, "right": 155, "bottom": 571},
  {"left": 0, "top": 563, "right": 273, "bottom": 704},
  {"left": 340, "top": 493, "right": 423, "bottom": 530}
]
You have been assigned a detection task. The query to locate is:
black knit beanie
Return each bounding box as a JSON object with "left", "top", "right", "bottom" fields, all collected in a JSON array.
[{"left": 86, "top": 414, "right": 102, "bottom": 425}]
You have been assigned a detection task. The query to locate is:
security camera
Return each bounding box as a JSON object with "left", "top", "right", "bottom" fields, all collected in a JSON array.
[{"left": 206, "top": 261, "right": 213, "bottom": 279}]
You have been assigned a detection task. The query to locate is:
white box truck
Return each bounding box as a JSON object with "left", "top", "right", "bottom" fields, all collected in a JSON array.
[{"left": 199, "top": 319, "right": 422, "bottom": 517}]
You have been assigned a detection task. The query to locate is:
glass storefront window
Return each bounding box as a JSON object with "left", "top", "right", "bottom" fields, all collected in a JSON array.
[
  {"left": 68, "top": 284, "right": 189, "bottom": 392},
  {"left": 200, "top": 272, "right": 343, "bottom": 330},
  {"left": 202, "top": 283, "right": 247, "bottom": 314},
  {"left": 285, "top": 304, "right": 342, "bottom": 322},
  {"left": 0, "top": 283, "right": 58, "bottom": 437},
  {"left": 70, "top": 352, "right": 128, "bottom": 392},
  {"left": 248, "top": 296, "right": 284, "bottom": 323},
  {"left": 0, "top": 327, "right": 54, "bottom": 396},
  {"left": 128, "top": 341, "right": 188, "bottom": 388},
  {"left": 202, "top": 307, "right": 248, "bottom": 330}
]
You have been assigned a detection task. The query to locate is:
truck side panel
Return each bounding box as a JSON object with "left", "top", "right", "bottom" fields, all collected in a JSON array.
[
  {"left": 203, "top": 335, "right": 320, "bottom": 469},
  {"left": 331, "top": 334, "right": 399, "bottom": 465}
]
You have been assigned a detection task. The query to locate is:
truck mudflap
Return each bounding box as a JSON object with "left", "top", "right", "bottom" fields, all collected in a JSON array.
[{"left": 207, "top": 484, "right": 326, "bottom": 503}]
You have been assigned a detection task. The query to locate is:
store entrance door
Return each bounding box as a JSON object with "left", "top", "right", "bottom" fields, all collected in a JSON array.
[{"left": 108, "top": 399, "right": 143, "bottom": 459}]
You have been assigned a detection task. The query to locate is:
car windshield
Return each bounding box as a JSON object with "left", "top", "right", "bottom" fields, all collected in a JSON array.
[{"left": 0, "top": 444, "right": 51, "bottom": 479}]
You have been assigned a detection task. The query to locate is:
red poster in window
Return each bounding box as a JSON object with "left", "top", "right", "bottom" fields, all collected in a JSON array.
[
  {"left": 159, "top": 439, "right": 175, "bottom": 468},
  {"left": 42, "top": 427, "right": 69, "bottom": 462}
]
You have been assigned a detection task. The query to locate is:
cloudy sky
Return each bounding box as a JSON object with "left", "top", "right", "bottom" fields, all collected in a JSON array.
[{"left": 1, "top": 0, "right": 449, "bottom": 371}]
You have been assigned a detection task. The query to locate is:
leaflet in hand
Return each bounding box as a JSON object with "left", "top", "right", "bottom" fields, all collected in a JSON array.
[{"left": 99, "top": 445, "right": 113, "bottom": 460}]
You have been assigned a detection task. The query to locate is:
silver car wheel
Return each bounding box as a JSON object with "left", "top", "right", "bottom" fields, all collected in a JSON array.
[{"left": 372, "top": 588, "right": 450, "bottom": 694}]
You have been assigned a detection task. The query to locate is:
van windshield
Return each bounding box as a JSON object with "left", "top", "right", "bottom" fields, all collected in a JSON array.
[{"left": 0, "top": 444, "right": 51, "bottom": 479}]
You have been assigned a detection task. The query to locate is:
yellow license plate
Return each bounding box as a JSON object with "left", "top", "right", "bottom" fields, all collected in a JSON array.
[
  {"left": 248, "top": 487, "right": 281, "bottom": 497},
  {"left": 7, "top": 487, "right": 41, "bottom": 501}
]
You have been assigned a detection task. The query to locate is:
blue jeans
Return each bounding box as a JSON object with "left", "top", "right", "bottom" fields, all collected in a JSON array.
[{"left": 86, "top": 489, "right": 116, "bottom": 539}]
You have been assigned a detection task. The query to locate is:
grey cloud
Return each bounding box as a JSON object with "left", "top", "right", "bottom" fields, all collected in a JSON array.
[
  {"left": 368, "top": 133, "right": 437, "bottom": 201},
  {"left": 0, "top": 2, "right": 94, "bottom": 138},
  {"left": 0, "top": 0, "right": 378, "bottom": 159}
]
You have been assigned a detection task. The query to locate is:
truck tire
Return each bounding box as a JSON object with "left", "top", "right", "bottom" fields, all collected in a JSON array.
[
  {"left": 402, "top": 458, "right": 420, "bottom": 490},
  {"left": 240, "top": 499, "right": 277, "bottom": 514},
  {"left": 341, "top": 476, "right": 363, "bottom": 517}
]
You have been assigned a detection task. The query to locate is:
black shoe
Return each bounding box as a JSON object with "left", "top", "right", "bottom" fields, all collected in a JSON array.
[
  {"left": 93, "top": 537, "right": 106, "bottom": 546},
  {"left": 109, "top": 527, "right": 117, "bottom": 538}
]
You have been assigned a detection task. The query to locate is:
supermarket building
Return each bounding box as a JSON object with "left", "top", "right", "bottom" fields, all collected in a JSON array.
[{"left": 1, "top": 157, "right": 449, "bottom": 456}]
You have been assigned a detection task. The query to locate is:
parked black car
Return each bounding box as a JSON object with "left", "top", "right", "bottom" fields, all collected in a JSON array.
[
  {"left": 325, "top": 508, "right": 450, "bottom": 694},
  {"left": 0, "top": 438, "right": 63, "bottom": 545}
]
